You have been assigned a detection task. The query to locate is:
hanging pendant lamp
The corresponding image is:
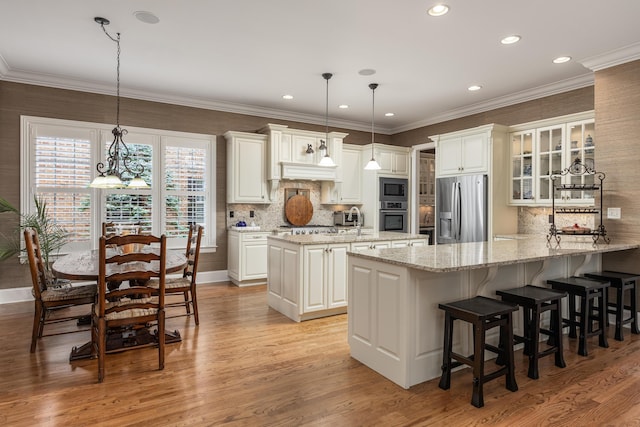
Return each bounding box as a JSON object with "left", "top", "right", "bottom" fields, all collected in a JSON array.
[
  {"left": 90, "top": 17, "right": 148, "bottom": 189},
  {"left": 318, "top": 72, "right": 336, "bottom": 167},
  {"left": 364, "top": 83, "right": 382, "bottom": 170}
]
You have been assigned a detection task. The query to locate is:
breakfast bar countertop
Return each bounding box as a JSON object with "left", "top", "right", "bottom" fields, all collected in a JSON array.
[{"left": 347, "top": 236, "right": 640, "bottom": 273}]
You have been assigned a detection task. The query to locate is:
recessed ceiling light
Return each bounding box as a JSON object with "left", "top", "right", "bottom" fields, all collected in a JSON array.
[
  {"left": 338, "top": 104, "right": 349, "bottom": 109},
  {"left": 428, "top": 4, "right": 449, "bottom": 16},
  {"left": 501, "top": 35, "right": 521, "bottom": 45},
  {"left": 282, "top": 94, "right": 294, "bottom": 100},
  {"left": 553, "top": 56, "right": 572, "bottom": 64},
  {"left": 385, "top": 112, "right": 395, "bottom": 117},
  {"left": 358, "top": 69, "right": 376, "bottom": 76},
  {"left": 133, "top": 11, "right": 160, "bottom": 24},
  {"left": 468, "top": 85, "right": 482, "bottom": 91}
]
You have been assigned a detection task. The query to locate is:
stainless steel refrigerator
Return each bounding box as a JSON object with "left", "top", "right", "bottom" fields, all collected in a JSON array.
[{"left": 436, "top": 174, "right": 488, "bottom": 244}]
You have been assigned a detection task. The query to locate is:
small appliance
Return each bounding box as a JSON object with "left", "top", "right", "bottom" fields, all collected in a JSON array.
[{"left": 333, "top": 211, "right": 364, "bottom": 226}]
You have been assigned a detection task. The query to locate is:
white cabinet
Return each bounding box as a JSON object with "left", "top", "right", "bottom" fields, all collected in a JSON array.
[
  {"left": 227, "top": 230, "right": 270, "bottom": 286},
  {"left": 303, "top": 243, "right": 350, "bottom": 313},
  {"left": 508, "top": 112, "right": 595, "bottom": 206},
  {"left": 225, "top": 131, "right": 269, "bottom": 203},
  {"left": 435, "top": 132, "right": 488, "bottom": 177},
  {"left": 374, "top": 145, "right": 410, "bottom": 176},
  {"left": 431, "top": 124, "right": 518, "bottom": 239},
  {"left": 419, "top": 153, "right": 435, "bottom": 205},
  {"left": 321, "top": 144, "right": 362, "bottom": 204}
]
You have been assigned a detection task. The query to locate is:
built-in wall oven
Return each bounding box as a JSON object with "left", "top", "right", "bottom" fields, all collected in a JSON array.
[
  {"left": 379, "top": 201, "right": 408, "bottom": 232},
  {"left": 379, "top": 176, "right": 409, "bottom": 232}
]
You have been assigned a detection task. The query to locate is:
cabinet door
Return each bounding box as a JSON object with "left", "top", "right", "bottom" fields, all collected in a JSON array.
[
  {"left": 563, "top": 119, "right": 596, "bottom": 204},
  {"left": 241, "top": 235, "right": 268, "bottom": 280},
  {"left": 327, "top": 243, "right": 350, "bottom": 308},
  {"left": 536, "top": 125, "right": 564, "bottom": 204},
  {"left": 228, "top": 135, "right": 267, "bottom": 203},
  {"left": 437, "top": 138, "right": 462, "bottom": 176},
  {"left": 460, "top": 133, "right": 488, "bottom": 174},
  {"left": 393, "top": 152, "right": 410, "bottom": 175},
  {"left": 340, "top": 148, "right": 362, "bottom": 203},
  {"left": 303, "top": 246, "right": 327, "bottom": 312},
  {"left": 510, "top": 131, "right": 535, "bottom": 204}
]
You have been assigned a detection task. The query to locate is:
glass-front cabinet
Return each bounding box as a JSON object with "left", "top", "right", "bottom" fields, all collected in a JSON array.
[
  {"left": 510, "top": 131, "right": 534, "bottom": 203},
  {"left": 508, "top": 112, "right": 595, "bottom": 206}
]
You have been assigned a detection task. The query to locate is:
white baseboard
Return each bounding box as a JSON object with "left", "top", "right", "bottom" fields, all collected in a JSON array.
[{"left": 0, "top": 270, "right": 232, "bottom": 305}]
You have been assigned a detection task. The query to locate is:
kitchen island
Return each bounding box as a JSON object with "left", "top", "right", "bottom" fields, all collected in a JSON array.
[
  {"left": 267, "top": 231, "right": 428, "bottom": 322},
  {"left": 347, "top": 236, "right": 640, "bottom": 389}
]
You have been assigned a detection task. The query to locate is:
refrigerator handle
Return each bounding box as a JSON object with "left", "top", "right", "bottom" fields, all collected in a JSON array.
[{"left": 453, "top": 182, "right": 461, "bottom": 241}]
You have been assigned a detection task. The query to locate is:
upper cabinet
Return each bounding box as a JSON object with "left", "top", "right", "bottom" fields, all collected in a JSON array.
[
  {"left": 435, "top": 132, "right": 489, "bottom": 176},
  {"left": 260, "top": 124, "right": 348, "bottom": 199},
  {"left": 418, "top": 153, "right": 435, "bottom": 205},
  {"left": 225, "top": 131, "right": 269, "bottom": 204},
  {"left": 372, "top": 144, "right": 410, "bottom": 176},
  {"left": 508, "top": 112, "right": 595, "bottom": 206},
  {"left": 321, "top": 144, "right": 362, "bottom": 204}
]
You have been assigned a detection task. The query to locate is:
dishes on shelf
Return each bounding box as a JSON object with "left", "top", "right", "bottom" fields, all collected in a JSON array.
[{"left": 561, "top": 224, "right": 591, "bottom": 234}]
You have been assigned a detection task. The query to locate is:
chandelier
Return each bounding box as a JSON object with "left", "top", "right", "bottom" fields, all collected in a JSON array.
[{"left": 90, "top": 17, "right": 148, "bottom": 189}]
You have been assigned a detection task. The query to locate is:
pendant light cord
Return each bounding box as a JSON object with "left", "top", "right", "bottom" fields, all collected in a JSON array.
[{"left": 100, "top": 23, "right": 121, "bottom": 128}]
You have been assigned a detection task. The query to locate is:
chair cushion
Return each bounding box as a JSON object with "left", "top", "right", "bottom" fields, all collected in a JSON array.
[
  {"left": 147, "top": 277, "right": 191, "bottom": 290},
  {"left": 96, "top": 296, "right": 159, "bottom": 321},
  {"left": 41, "top": 284, "right": 97, "bottom": 302}
]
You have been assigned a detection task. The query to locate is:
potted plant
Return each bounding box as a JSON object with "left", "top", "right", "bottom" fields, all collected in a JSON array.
[{"left": 0, "top": 195, "right": 70, "bottom": 284}]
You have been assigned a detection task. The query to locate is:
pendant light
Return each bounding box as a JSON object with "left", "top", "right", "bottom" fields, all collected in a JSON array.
[
  {"left": 318, "top": 72, "right": 336, "bottom": 167},
  {"left": 364, "top": 83, "right": 382, "bottom": 170},
  {"left": 90, "top": 17, "right": 148, "bottom": 189}
]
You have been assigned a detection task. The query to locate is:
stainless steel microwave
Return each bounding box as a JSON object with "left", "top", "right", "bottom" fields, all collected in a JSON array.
[{"left": 379, "top": 177, "right": 408, "bottom": 202}]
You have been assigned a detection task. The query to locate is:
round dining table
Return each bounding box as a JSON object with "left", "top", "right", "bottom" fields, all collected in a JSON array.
[{"left": 52, "top": 249, "right": 187, "bottom": 280}]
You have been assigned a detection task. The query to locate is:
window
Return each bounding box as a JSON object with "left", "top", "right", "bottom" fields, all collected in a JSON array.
[{"left": 21, "top": 116, "right": 216, "bottom": 252}]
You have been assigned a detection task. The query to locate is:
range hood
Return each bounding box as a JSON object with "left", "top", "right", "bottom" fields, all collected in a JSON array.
[{"left": 280, "top": 161, "right": 337, "bottom": 181}]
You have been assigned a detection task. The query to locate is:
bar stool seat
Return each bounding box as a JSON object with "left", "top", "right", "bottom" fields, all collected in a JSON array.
[
  {"left": 547, "top": 276, "right": 610, "bottom": 356},
  {"left": 584, "top": 271, "right": 640, "bottom": 341},
  {"left": 438, "top": 296, "right": 518, "bottom": 408},
  {"left": 496, "top": 285, "right": 567, "bottom": 379}
]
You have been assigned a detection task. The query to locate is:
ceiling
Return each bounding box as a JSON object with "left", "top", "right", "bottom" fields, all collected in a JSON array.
[{"left": 1, "top": 0, "right": 640, "bottom": 134}]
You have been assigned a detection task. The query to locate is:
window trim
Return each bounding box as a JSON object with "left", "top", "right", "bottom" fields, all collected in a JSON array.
[{"left": 20, "top": 115, "right": 216, "bottom": 252}]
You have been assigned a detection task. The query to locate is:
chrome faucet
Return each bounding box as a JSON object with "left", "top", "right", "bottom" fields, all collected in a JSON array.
[{"left": 348, "top": 206, "right": 362, "bottom": 236}]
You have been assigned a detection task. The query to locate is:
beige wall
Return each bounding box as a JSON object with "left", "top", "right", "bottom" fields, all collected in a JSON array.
[
  {"left": 596, "top": 60, "right": 640, "bottom": 271},
  {"left": 0, "top": 81, "right": 597, "bottom": 290}
]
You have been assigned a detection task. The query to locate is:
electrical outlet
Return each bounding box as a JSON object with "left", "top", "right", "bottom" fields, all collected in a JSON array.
[
  {"left": 229, "top": 210, "right": 234, "bottom": 218},
  {"left": 607, "top": 207, "right": 621, "bottom": 219},
  {"left": 548, "top": 214, "right": 553, "bottom": 223},
  {"left": 250, "top": 210, "right": 255, "bottom": 218}
]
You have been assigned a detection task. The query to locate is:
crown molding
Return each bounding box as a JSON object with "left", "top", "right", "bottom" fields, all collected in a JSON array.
[
  {"left": 580, "top": 41, "right": 640, "bottom": 72},
  {"left": 2, "top": 63, "right": 596, "bottom": 137},
  {"left": 389, "top": 73, "right": 595, "bottom": 134}
]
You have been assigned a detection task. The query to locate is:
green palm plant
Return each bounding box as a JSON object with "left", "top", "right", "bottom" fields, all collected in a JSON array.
[{"left": 0, "top": 196, "right": 69, "bottom": 275}]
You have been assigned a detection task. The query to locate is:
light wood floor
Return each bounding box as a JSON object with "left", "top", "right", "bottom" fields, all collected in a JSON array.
[{"left": 1, "top": 283, "right": 639, "bottom": 426}]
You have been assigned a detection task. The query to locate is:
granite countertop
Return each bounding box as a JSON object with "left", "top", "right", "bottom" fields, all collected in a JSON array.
[
  {"left": 267, "top": 231, "right": 427, "bottom": 245},
  {"left": 347, "top": 235, "right": 640, "bottom": 273}
]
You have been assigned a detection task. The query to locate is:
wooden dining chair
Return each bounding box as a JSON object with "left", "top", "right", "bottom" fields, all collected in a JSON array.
[
  {"left": 24, "top": 228, "right": 96, "bottom": 353},
  {"left": 149, "top": 224, "right": 203, "bottom": 324},
  {"left": 92, "top": 233, "right": 167, "bottom": 382}
]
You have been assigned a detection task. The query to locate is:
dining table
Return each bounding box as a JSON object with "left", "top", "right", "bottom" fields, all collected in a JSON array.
[{"left": 52, "top": 248, "right": 188, "bottom": 361}]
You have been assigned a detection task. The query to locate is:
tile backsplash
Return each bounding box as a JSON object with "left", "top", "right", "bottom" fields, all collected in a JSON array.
[{"left": 227, "top": 181, "right": 356, "bottom": 230}]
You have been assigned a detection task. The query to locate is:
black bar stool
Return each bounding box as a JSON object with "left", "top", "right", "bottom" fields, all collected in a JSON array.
[
  {"left": 496, "top": 285, "right": 567, "bottom": 379},
  {"left": 547, "top": 276, "right": 610, "bottom": 356},
  {"left": 584, "top": 271, "right": 640, "bottom": 341},
  {"left": 438, "top": 296, "right": 518, "bottom": 408}
]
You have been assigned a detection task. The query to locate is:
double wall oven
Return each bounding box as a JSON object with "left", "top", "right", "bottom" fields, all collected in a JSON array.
[{"left": 379, "top": 177, "right": 408, "bottom": 232}]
